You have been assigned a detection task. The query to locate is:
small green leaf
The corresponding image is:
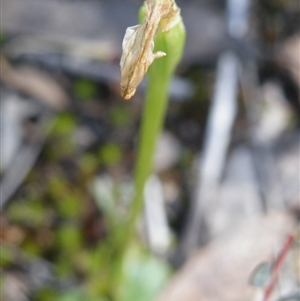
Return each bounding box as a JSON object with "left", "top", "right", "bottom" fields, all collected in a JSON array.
[
  {"left": 117, "top": 244, "right": 171, "bottom": 301},
  {"left": 56, "top": 225, "right": 82, "bottom": 255},
  {"left": 23, "top": 239, "right": 42, "bottom": 257},
  {"left": 79, "top": 153, "right": 99, "bottom": 174},
  {"left": 109, "top": 106, "right": 132, "bottom": 127},
  {"left": 7, "top": 200, "right": 48, "bottom": 227},
  {"left": 35, "top": 288, "right": 60, "bottom": 301},
  {"left": 57, "top": 288, "right": 90, "bottom": 301},
  {"left": 53, "top": 113, "right": 77, "bottom": 136},
  {"left": 249, "top": 262, "right": 273, "bottom": 287},
  {"left": 74, "top": 79, "right": 98, "bottom": 100},
  {"left": 99, "top": 143, "right": 122, "bottom": 166},
  {"left": 57, "top": 196, "right": 82, "bottom": 219},
  {"left": 0, "top": 245, "right": 14, "bottom": 267}
]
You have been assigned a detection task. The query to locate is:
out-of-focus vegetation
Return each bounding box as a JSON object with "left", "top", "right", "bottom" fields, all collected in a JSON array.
[
  {"left": 1, "top": 101, "right": 172, "bottom": 300},
  {"left": 1, "top": 0, "right": 299, "bottom": 300}
]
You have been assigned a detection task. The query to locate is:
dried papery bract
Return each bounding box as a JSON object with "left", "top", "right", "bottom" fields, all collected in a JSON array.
[{"left": 120, "top": 0, "right": 180, "bottom": 99}]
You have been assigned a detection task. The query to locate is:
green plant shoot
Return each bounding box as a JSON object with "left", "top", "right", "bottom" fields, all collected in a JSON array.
[
  {"left": 130, "top": 0, "right": 185, "bottom": 246},
  {"left": 116, "top": 0, "right": 185, "bottom": 296}
]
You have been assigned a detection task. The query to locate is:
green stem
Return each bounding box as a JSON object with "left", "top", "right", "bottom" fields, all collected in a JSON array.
[
  {"left": 133, "top": 76, "right": 170, "bottom": 222},
  {"left": 110, "top": 76, "right": 170, "bottom": 301},
  {"left": 111, "top": 3, "right": 185, "bottom": 297}
]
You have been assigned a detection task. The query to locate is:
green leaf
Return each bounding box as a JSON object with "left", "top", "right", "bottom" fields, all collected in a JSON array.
[
  {"left": 53, "top": 113, "right": 77, "bottom": 136},
  {"left": 0, "top": 245, "right": 14, "bottom": 267},
  {"left": 74, "top": 79, "right": 98, "bottom": 100},
  {"left": 249, "top": 262, "right": 273, "bottom": 287},
  {"left": 56, "top": 224, "right": 82, "bottom": 255},
  {"left": 58, "top": 289, "right": 86, "bottom": 301},
  {"left": 110, "top": 106, "right": 132, "bottom": 127},
  {"left": 79, "top": 153, "right": 99, "bottom": 174},
  {"left": 99, "top": 143, "right": 122, "bottom": 166},
  {"left": 117, "top": 244, "right": 171, "bottom": 301},
  {"left": 35, "top": 288, "right": 60, "bottom": 301},
  {"left": 57, "top": 196, "right": 82, "bottom": 219},
  {"left": 7, "top": 200, "right": 48, "bottom": 227}
]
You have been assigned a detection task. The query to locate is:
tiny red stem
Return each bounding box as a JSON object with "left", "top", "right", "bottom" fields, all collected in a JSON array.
[{"left": 263, "top": 233, "right": 295, "bottom": 301}]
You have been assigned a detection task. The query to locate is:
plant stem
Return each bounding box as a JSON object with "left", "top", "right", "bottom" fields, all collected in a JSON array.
[
  {"left": 263, "top": 233, "right": 295, "bottom": 301},
  {"left": 111, "top": 75, "right": 170, "bottom": 300},
  {"left": 111, "top": 2, "right": 185, "bottom": 297},
  {"left": 133, "top": 76, "right": 170, "bottom": 223}
]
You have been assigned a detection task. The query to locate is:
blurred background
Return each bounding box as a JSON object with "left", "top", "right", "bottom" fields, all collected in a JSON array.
[{"left": 1, "top": 0, "right": 299, "bottom": 300}]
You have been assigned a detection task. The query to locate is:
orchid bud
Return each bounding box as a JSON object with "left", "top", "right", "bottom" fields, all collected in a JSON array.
[{"left": 120, "top": 0, "right": 185, "bottom": 99}]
